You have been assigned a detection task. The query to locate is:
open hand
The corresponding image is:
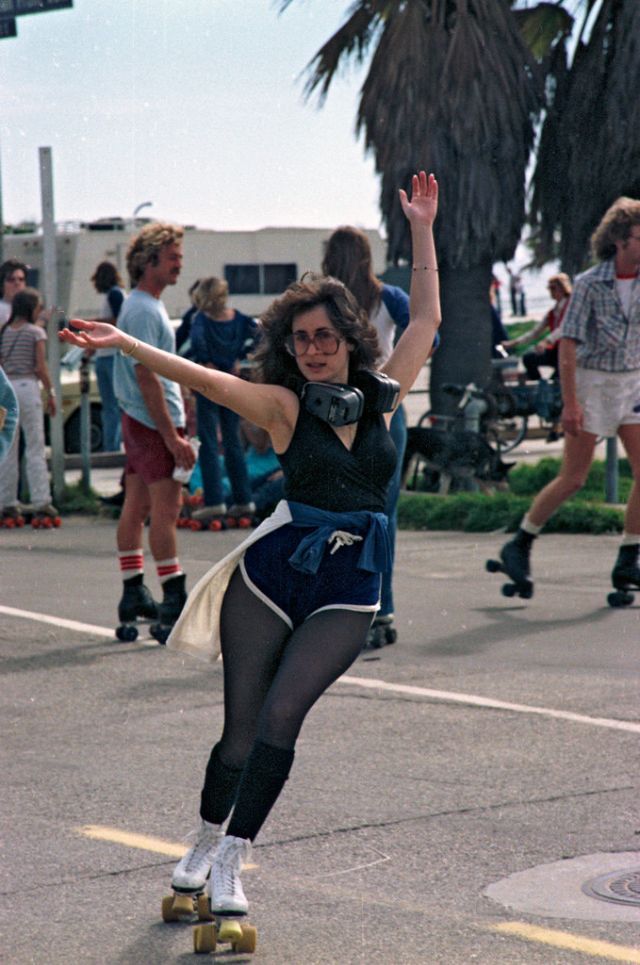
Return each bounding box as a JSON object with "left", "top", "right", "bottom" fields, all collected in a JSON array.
[
  {"left": 58, "top": 318, "right": 125, "bottom": 351},
  {"left": 399, "top": 171, "right": 438, "bottom": 227}
]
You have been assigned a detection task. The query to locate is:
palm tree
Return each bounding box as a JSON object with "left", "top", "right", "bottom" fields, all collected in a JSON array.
[
  {"left": 280, "top": 0, "right": 640, "bottom": 406},
  {"left": 528, "top": 0, "right": 640, "bottom": 275},
  {"left": 279, "top": 0, "right": 542, "bottom": 410}
]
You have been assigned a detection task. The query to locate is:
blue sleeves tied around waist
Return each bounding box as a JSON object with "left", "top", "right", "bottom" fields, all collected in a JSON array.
[{"left": 286, "top": 500, "right": 392, "bottom": 575}]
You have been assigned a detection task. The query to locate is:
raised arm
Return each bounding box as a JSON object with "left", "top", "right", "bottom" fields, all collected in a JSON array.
[
  {"left": 382, "top": 171, "right": 441, "bottom": 403},
  {"left": 58, "top": 320, "right": 295, "bottom": 434}
]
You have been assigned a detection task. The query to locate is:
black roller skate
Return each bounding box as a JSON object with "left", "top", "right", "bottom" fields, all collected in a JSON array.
[
  {"left": 116, "top": 578, "right": 159, "bottom": 642},
  {"left": 150, "top": 573, "right": 187, "bottom": 645},
  {"left": 363, "top": 614, "right": 398, "bottom": 652},
  {"left": 486, "top": 528, "right": 535, "bottom": 599},
  {"left": 608, "top": 544, "right": 640, "bottom": 608}
]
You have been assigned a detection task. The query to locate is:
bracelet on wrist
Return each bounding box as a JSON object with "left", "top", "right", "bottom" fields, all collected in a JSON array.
[
  {"left": 122, "top": 338, "right": 139, "bottom": 357},
  {"left": 412, "top": 265, "right": 439, "bottom": 271},
  {"left": 47, "top": 390, "right": 56, "bottom": 398}
]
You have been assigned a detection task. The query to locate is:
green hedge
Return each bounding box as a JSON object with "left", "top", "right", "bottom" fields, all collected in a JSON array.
[
  {"left": 398, "top": 455, "right": 629, "bottom": 534},
  {"left": 397, "top": 490, "right": 623, "bottom": 534}
]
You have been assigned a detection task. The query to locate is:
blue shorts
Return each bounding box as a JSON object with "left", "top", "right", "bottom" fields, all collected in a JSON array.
[{"left": 240, "top": 523, "right": 381, "bottom": 630}]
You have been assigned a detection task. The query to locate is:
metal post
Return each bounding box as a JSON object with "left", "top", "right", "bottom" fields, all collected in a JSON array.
[
  {"left": 79, "top": 355, "right": 91, "bottom": 492},
  {"left": 605, "top": 436, "right": 618, "bottom": 504},
  {"left": 39, "top": 147, "right": 65, "bottom": 500}
]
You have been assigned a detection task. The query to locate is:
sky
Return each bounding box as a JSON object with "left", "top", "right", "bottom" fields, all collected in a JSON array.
[
  {"left": 0, "top": 0, "right": 560, "bottom": 309},
  {"left": 0, "top": 0, "right": 382, "bottom": 232}
]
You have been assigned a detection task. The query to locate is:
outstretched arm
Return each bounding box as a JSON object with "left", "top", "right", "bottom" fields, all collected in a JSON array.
[
  {"left": 58, "top": 320, "right": 295, "bottom": 433},
  {"left": 383, "top": 171, "right": 441, "bottom": 403}
]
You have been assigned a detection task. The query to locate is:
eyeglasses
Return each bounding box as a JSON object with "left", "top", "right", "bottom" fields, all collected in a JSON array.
[{"left": 285, "top": 329, "right": 343, "bottom": 357}]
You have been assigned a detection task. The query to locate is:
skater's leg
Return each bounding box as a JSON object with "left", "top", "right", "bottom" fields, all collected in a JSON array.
[
  {"left": 610, "top": 425, "right": 640, "bottom": 588},
  {"left": 379, "top": 405, "right": 406, "bottom": 618},
  {"left": 618, "top": 424, "right": 640, "bottom": 535},
  {"left": 216, "top": 567, "right": 291, "bottom": 769},
  {"left": 147, "top": 476, "right": 183, "bottom": 562},
  {"left": 117, "top": 473, "right": 150, "bottom": 552},
  {"left": 527, "top": 430, "right": 597, "bottom": 527},
  {"left": 218, "top": 406, "right": 252, "bottom": 507},
  {"left": 226, "top": 607, "right": 372, "bottom": 842},
  {"left": 210, "top": 606, "right": 371, "bottom": 914},
  {"left": 195, "top": 394, "right": 225, "bottom": 509},
  {"left": 170, "top": 570, "right": 290, "bottom": 894}
]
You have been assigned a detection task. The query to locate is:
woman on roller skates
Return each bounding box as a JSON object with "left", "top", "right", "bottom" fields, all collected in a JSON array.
[
  {"left": 0, "top": 288, "right": 59, "bottom": 525},
  {"left": 491, "top": 196, "right": 640, "bottom": 602},
  {"left": 59, "top": 171, "right": 440, "bottom": 925}
]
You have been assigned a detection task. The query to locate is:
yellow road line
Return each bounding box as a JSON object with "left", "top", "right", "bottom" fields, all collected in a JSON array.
[
  {"left": 76, "top": 824, "right": 258, "bottom": 869},
  {"left": 490, "top": 922, "right": 640, "bottom": 962},
  {"left": 78, "top": 824, "right": 188, "bottom": 857}
]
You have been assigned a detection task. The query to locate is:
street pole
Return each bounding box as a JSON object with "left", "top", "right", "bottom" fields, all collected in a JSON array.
[{"left": 39, "top": 146, "right": 65, "bottom": 500}]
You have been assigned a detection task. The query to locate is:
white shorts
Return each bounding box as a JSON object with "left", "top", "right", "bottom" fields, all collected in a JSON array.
[{"left": 575, "top": 368, "right": 640, "bottom": 437}]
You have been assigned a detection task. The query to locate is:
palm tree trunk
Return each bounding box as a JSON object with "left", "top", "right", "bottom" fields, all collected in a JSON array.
[{"left": 429, "top": 259, "right": 493, "bottom": 416}]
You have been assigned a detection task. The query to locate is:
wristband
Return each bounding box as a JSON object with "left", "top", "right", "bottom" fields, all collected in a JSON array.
[
  {"left": 47, "top": 389, "right": 56, "bottom": 398},
  {"left": 412, "top": 265, "right": 439, "bottom": 271},
  {"left": 122, "top": 338, "right": 139, "bottom": 357}
]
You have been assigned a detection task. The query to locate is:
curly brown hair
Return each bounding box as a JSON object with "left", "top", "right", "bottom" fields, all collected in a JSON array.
[
  {"left": 252, "top": 275, "right": 381, "bottom": 391},
  {"left": 591, "top": 197, "right": 640, "bottom": 261},
  {"left": 126, "top": 222, "right": 184, "bottom": 285}
]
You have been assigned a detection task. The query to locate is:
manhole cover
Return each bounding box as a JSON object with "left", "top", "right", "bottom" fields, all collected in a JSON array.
[{"left": 583, "top": 868, "right": 640, "bottom": 907}]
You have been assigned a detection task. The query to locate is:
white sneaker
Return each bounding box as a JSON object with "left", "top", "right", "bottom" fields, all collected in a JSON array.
[
  {"left": 171, "top": 821, "right": 224, "bottom": 893},
  {"left": 210, "top": 835, "right": 251, "bottom": 914}
]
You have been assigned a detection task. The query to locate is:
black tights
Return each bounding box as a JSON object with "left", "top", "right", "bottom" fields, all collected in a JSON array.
[{"left": 199, "top": 567, "right": 373, "bottom": 839}]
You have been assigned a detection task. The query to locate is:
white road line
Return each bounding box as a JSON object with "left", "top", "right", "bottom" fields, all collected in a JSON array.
[
  {"left": 340, "top": 675, "right": 640, "bottom": 734},
  {"left": 3, "top": 603, "right": 639, "bottom": 735},
  {"left": 0, "top": 604, "right": 114, "bottom": 638}
]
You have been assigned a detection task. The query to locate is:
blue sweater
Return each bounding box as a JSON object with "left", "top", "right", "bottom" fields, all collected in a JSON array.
[{"left": 190, "top": 309, "right": 258, "bottom": 372}]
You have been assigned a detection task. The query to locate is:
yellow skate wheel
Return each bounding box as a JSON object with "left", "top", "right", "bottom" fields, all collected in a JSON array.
[
  {"left": 161, "top": 895, "right": 178, "bottom": 921},
  {"left": 233, "top": 923, "right": 257, "bottom": 953},
  {"left": 196, "top": 893, "right": 214, "bottom": 921},
  {"left": 161, "top": 893, "right": 194, "bottom": 921},
  {"left": 172, "top": 893, "right": 196, "bottom": 919},
  {"left": 218, "top": 919, "right": 243, "bottom": 944},
  {"left": 193, "top": 922, "right": 217, "bottom": 953}
]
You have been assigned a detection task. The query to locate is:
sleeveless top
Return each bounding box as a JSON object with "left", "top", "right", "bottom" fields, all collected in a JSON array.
[{"left": 277, "top": 403, "right": 397, "bottom": 514}]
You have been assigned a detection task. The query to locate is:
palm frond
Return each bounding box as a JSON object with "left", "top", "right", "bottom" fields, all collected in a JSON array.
[{"left": 531, "top": 0, "right": 640, "bottom": 273}]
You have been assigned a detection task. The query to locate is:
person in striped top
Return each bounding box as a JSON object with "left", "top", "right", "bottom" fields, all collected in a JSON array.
[{"left": 0, "top": 287, "right": 58, "bottom": 520}]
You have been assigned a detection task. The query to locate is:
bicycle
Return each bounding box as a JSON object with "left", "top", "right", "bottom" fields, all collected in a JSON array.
[{"left": 403, "top": 358, "right": 563, "bottom": 494}]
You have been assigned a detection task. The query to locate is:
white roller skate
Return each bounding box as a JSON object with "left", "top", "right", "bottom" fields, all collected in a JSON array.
[
  {"left": 192, "top": 835, "right": 257, "bottom": 955},
  {"left": 161, "top": 820, "right": 223, "bottom": 923},
  {"left": 210, "top": 835, "right": 251, "bottom": 914}
]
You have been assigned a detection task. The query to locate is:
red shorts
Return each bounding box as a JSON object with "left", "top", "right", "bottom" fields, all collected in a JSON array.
[{"left": 121, "top": 413, "right": 185, "bottom": 486}]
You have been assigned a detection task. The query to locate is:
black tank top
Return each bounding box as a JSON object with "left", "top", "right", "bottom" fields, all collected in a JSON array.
[{"left": 277, "top": 404, "right": 397, "bottom": 513}]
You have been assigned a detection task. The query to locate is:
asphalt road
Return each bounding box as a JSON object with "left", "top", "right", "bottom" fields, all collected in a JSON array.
[{"left": 1, "top": 518, "right": 639, "bottom": 964}]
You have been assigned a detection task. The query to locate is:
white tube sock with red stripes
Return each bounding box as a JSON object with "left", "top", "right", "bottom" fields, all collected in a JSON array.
[
  {"left": 156, "top": 558, "right": 184, "bottom": 585},
  {"left": 119, "top": 549, "right": 144, "bottom": 581}
]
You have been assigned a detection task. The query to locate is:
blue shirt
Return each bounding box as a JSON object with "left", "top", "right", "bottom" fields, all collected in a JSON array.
[{"left": 114, "top": 289, "right": 185, "bottom": 429}]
